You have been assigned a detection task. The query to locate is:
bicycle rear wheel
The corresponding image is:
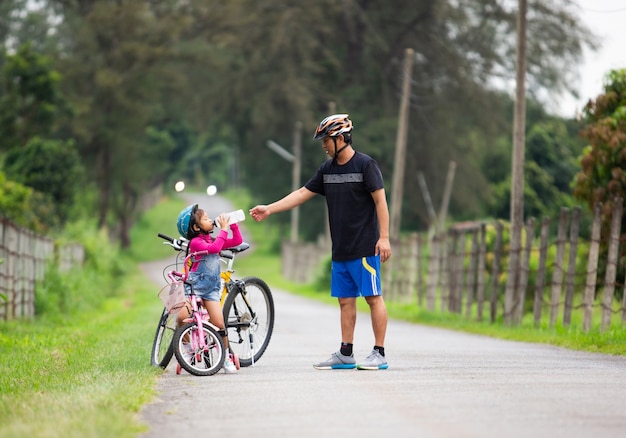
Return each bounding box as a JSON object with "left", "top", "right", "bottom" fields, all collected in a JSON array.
[
  {"left": 223, "top": 276, "right": 274, "bottom": 367},
  {"left": 173, "top": 321, "right": 225, "bottom": 376},
  {"left": 151, "top": 308, "right": 176, "bottom": 368}
]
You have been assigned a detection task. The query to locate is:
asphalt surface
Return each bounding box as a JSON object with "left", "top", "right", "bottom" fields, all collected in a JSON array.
[{"left": 138, "top": 194, "right": 626, "bottom": 438}]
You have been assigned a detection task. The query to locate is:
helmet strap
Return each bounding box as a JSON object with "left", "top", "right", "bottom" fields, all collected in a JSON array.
[{"left": 332, "top": 137, "right": 349, "bottom": 163}]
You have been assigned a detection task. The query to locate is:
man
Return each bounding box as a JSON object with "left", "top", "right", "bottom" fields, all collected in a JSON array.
[{"left": 249, "top": 114, "right": 392, "bottom": 370}]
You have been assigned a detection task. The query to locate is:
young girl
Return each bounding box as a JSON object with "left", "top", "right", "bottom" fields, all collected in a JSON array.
[{"left": 176, "top": 203, "right": 243, "bottom": 374}]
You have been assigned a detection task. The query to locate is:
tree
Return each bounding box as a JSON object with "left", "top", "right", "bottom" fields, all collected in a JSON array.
[
  {"left": 53, "top": 1, "right": 192, "bottom": 247},
  {"left": 3, "top": 137, "right": 83, "bottom": 226},
  {"left": 0, "top": 43, "right": 69, "bottom": 151},
  {"left": 574, "top": 69, "right": 626, "bottom": 263},
  {"left": 3, "top": 0, "right": 597, "bottom": 247}
]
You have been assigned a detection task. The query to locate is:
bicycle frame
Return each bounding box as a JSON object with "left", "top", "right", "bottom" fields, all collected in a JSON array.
[{"left": 167, "top": 250, "right": 218, "bottom": 360}]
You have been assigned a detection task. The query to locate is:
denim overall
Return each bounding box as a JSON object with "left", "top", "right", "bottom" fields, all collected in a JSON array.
[{"left": 185, "top": 252, "right": 221, "bottom": 301}]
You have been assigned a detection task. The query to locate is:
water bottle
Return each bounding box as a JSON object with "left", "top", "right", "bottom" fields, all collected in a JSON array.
[{"left": 214, "top": 209, "right": 246, "bottom": 227}]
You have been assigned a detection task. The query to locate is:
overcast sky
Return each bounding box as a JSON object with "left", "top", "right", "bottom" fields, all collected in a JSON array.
[{"left": 554, "top": 0, "right": 626, "bottom": 118}]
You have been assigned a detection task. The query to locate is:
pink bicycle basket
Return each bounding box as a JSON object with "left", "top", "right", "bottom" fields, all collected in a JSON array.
[{"left": 158, "top": 281, "right": 187, "bottom": 313}]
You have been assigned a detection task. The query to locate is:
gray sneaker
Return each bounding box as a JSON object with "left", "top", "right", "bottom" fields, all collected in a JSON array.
[
  {"left": 357, "top": 350, "right": 388, "bottom": 370},
  {"left": 313, "top": 351, "right": 356, "bottom": 370}
]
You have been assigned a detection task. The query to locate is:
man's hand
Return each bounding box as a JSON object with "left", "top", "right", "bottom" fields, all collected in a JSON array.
[
  {"left": 249, "top": 205, "right": 270, "bottom": 222},
  {"left": 376, "top": 238, "right": 391, "bottom": 263}
]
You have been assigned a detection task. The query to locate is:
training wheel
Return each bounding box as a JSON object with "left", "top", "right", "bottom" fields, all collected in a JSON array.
[{"left": 232, "top": 353, "right": 240, "bottom": 370}]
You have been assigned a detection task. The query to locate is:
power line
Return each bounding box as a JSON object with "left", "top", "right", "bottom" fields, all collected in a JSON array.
[
  {"left": 583, "top": 7, "right": 626, "bottom": 13},
  {"left": 580, "top": 5, "right": 626, "bottom": 13}
]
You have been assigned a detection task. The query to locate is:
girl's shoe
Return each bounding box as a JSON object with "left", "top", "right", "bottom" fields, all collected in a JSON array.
[{"left": 223, "top": 355, "right": 237, "bottom": 374}]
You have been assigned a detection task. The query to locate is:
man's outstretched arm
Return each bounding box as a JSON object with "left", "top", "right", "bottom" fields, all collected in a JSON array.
[{"left": 249, "top": 187, "right": 316, "bottom": 222}]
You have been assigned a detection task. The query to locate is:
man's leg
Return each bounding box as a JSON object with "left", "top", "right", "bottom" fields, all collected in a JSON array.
[
  {"left": 338, "top": 297, "right": 357, "bottom": 343},
  {"left": 364, "top": 295, "right": 387, "bottom": 347},
  {"left": 312, "top": 296, "right": 357, "bottom": 369}
]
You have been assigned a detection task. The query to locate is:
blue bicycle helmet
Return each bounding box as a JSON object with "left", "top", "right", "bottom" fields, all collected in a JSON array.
[{"left": 177, "top": 204, "right": 198, "bottom": 239}]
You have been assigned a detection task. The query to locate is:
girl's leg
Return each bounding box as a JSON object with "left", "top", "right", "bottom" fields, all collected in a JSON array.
[
  {"left": 203, "top": 299, "right": 228, "bottom": 349},
  {"left": 176, "top": 301, "right": 192, "bottom": 327}
]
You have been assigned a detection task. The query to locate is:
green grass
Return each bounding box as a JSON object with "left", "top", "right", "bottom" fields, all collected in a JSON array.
[{"left": 0, "top": 267, "right": 164, "bottom": 438}]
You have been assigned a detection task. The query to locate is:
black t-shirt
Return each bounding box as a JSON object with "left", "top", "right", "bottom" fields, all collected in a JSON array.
[{"left": 305, "top": 151, "right": 385, "bottom": 261}]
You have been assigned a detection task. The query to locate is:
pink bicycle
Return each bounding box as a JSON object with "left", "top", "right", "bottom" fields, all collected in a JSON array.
[
  {"left": 160, "top": 249, "right": 226, "bottom": 376},
  {"left": 151, "top": 233, "right": 275, "bottom": 372}
]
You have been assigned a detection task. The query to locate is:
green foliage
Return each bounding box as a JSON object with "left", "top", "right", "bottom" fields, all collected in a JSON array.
[
  {"left": 4, "top": 136, "right": 84, "bottom": 226},
  {"left": 483, "top": 102, "right": 586, "bottom": 222},
  {"left": 0, "top": 170, "right": 55, "bottom": 232},
  {"left": 0, "top": 43, "right": 68, "bottom": 151},
  {"left": 0, "top": 170, "right": 32, "bottom": 220},
  {"left": 574, "top": 68, "right": 626, "bottom": 282},
  {"left": 575, "top": 69, "right": 626, "bottom": 209},
  {"left": 36, "top": 221, "right": 126, "bottom": 317}
]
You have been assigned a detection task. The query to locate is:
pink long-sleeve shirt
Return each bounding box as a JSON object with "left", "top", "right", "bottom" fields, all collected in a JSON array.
[{"left": 188, "top": 224, "right": 243, "bottom": 272}]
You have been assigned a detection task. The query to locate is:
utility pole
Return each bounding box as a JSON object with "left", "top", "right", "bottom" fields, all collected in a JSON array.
[
  {"left": 505, "top": 0, "right": 528, "bottom": 325},
  {"left": 291, "top": 122, "right": 302, "bottom": 243},
  {"left": 266, "top": 121, "right": 302, "bottom": 243},
  {"left": 323, "top": 101, "right": 336, "bottom": 247},
  {"left": 389, "top": 47, "right": 414, "bottom": 240},
  {"left": 438, "top": 161, "right": 456, "bottom": 232}
]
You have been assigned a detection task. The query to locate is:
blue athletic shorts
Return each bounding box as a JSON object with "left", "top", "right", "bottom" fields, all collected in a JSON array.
[{"left": 331, "top": 256, "right": 382, "bottom": 298}]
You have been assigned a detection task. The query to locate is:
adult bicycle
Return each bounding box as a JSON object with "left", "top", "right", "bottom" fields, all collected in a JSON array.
[{"left": 150, "top": 233, "right": 275, "bottom": 370}]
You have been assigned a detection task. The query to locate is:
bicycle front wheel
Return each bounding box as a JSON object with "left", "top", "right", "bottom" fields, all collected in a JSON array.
[
  {"left": 173, "top": 321, "right": 225, "bottom": 376},
  {"left": 151, "top": 308, "right": 176, "bottom": 368},
  {"left": 223, "top": 276, "right": 275, "bottom": 367}
]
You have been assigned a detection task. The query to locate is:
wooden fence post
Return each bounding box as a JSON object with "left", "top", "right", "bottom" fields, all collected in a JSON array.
[
  {"left": 466, "top": 228, "right": 479, "bottom": 318},
  {"left": 0, "top": 219, "right": 6, "bottom": 320},
  {"left": 601, "top": 197, "right": 623, "bottom": 332},
  {"left": 514, "top": 217, "right": 535, "bottom": 324},
  {"left": 441, "top": 231, "right": 452, "bottom": 312},
  {"left": 476, "top": 223, "right": 487, "bottom": 321},
  {"left": 583, "top": 203, "right": 602, "bottom": 332},
  {"left": 533, "top": 217, "right": 550, "bottom": 326},
  {"left": 415, "top": 233, "right": 423, "bottom": 306},
  {"left": 403, "top": 235, "right": 418, "bottom": 303},
  {"left": 563, "top": 206, "right": 581, "bottom": 326},
  {"left": 455, "top": 230, "right": 466, "bottom": 314},
  {"left": 549, "top": 207, "right": 569, "bottom": 327},
  {"left": 5, "top": 223, "right": 18, "bottom": 320},
  {"left": 426, "top": 233, "right": 440, "bottom": 310},
  {"left": 490, "top": 222, "right": 503, "bottom": 323},
  {"left": 448, "top": 230, "right": 458, "bottom": 312},
  {"left": 504, "top": 221, "right": 519, "bottom": 325},
  {"left": 622, "top": 266, "right": 626, "bottom": 325}
]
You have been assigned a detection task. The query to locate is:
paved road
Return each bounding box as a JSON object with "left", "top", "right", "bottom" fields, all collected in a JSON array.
[{"left": 139, "top": 194, "right": 626, "bottom": 438}]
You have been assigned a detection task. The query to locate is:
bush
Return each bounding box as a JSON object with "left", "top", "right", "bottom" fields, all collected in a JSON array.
[
  {"left": 3, "top": 137, "right": 84, "bottom": 227},
  {"left": 35, "top": 221, "right": 127, "bottom": 317}
]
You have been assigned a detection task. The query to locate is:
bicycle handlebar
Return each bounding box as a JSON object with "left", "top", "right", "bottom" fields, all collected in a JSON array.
[
  {"left": 158, "top": 232, "right": 251, "bottom": 284},
  {"left": 157, "top": 232, "right": 250, "bottom": 257},
  {"left": 158, "top": 233, "right": 188, "bottom": 252}
]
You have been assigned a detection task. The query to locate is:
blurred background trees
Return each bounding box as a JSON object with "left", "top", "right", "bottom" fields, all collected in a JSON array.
[{"left": 0, "top": 0, "right": 612, "bottom": 249}]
